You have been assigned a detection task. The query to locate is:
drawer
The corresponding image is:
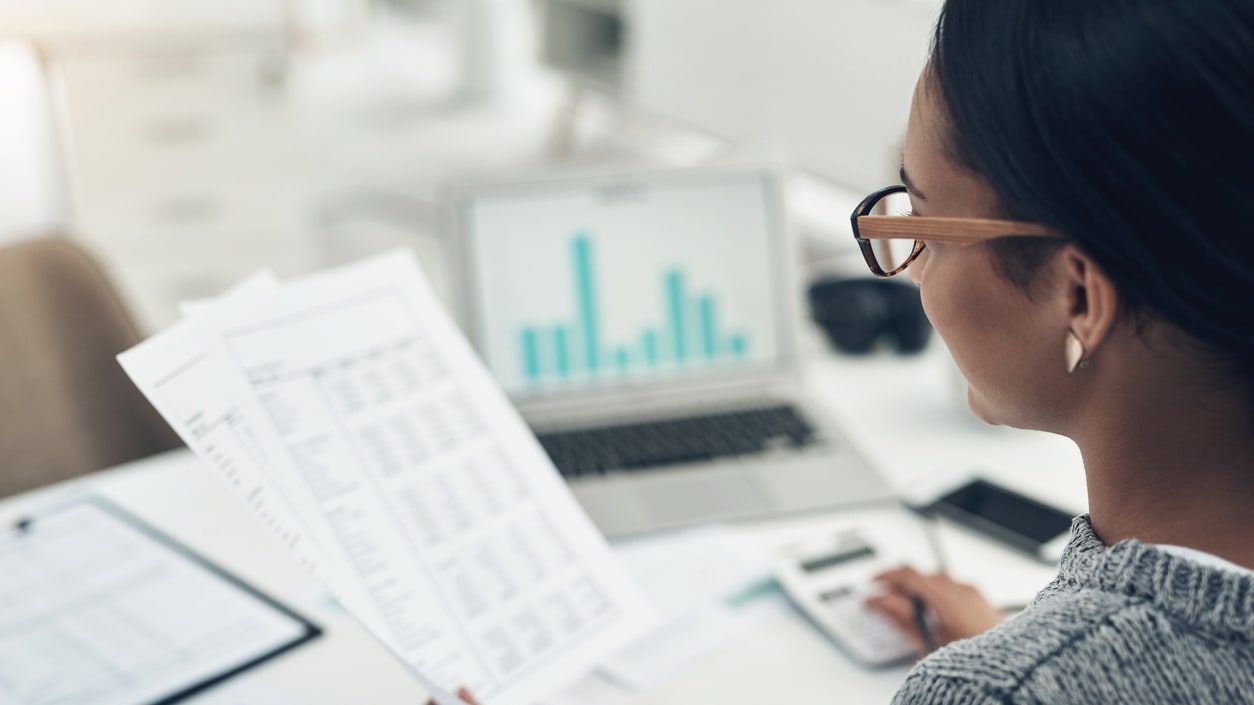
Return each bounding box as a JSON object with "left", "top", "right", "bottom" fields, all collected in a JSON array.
[
  {"left": 65, "top": 99, "right": 297, "bottom": 153},
  {"left": 58, "top": 52, "right": 304, "bottom": 181},
  {"left": 57, "top": 50, "right": 283, "bottom": 115},
  {"left": 81, "top": 220, "right": 311, "bottom": 262},
  {"left": 72, "top": 177, "right": 310, "bottom": 250},
  {"left": 68, "top": 120, "right": 307, "bottom": 187},
  {"left": 63, "top": 101, "right": 302, "bottom": 180}
]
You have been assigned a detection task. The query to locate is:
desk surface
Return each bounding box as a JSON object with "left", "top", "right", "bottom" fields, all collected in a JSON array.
[{"left": 0, "top": 338, "right": 1086, "bottom": 705}]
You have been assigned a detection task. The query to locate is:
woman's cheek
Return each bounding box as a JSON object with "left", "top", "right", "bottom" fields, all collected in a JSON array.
[
  {"left": 910, "top": 249, "right": 939, "bottom": 325},
  {"left": 918, "top": 284, "right": 946, "bottom": 342},
  {"left": 908, "top": 246, "right": 929, "bottom": 283},
  {"left": 913, "top": 249, "right": 967, "bottom": 360}
]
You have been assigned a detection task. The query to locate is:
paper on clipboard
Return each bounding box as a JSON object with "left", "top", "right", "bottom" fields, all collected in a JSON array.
[
  {"left": 0, "top": 501, "right": 319, "bottom": 705},
  {"left": 119, "top": 250, "right": 657, "bottom": 705}
]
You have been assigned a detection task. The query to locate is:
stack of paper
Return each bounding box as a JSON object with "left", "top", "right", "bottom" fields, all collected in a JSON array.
[{"left": 118, "top": 251, "right": 655, "bottom": 705}]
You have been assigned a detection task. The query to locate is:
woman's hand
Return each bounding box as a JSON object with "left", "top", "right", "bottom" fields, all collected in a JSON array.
[{"left": 865, "top": 566, "right": 1005, "bottom": 655}]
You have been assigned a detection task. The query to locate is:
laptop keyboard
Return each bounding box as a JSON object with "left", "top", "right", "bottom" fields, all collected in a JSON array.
[{"left": 535, "top": 404, "right": 821, "bottom": 477}]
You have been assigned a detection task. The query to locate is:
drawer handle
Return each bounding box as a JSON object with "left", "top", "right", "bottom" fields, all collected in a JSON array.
[
  {"left": 154, "top": 197, "right": 219, "bottom": 225},
  {"left": 134, "top": 57, "right": 206, "bottom": 82},
  {"left": 143, "top": 118, "right": 213, "bottom": 145}
]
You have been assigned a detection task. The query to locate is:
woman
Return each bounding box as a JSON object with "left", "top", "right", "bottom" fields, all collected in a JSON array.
[
  {"left": 442, "top": 1, "right": 1251, "bottom": 703},
  {"left": 857, "top": 0, "right": 1254, "bottom": 701}
]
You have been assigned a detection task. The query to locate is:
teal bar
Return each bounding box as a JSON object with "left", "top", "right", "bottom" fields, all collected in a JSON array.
[
  {"left": 574, "top": 236, "right": 600, "bottom": 373},
  {"left": 554, "top": 326, "right": 571, "bottom": 377},
  {"left": 730, "top": 334, "right": 748, "bottom": 358},
  {"left": 521, "top": 328, "right": 541, "bottom": 381},
  {"left": 643, "top": 330, "right": 659, "bottom": 366},
  {"left": 615, "top": 347, "right": 630, "bottom": 370},
  {"left": 699, "top": 296, "right": 717, "bottom": 360},
  {"left": 666, "top": 270, "right": 686, "bottom": 362}
]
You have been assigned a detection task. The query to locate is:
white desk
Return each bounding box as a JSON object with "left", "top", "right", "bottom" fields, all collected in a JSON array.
[{"left": 0, "top": 338, "right": 1086, "bottom": 705}]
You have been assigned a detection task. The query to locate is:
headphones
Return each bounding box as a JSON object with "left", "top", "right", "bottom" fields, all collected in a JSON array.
[{"left": 807, "top": 278, "right": 932, "bottom": 354}]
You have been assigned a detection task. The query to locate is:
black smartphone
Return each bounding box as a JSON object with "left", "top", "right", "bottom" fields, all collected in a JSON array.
[{"left": 923, "top": 478, "right": 1075, "bottom": 563}]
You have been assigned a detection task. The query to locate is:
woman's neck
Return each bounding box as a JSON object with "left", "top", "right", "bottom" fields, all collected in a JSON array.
[{"left": 1073, "top": 369, "right": 1254, "bottom": 569}]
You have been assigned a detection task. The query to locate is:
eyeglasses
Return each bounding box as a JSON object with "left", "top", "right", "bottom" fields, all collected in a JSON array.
[{"left": 850, "top": 184, "right": 1056, "bottom": 278}]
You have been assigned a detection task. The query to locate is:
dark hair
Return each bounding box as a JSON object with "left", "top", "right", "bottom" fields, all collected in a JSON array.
[{"left": 930, "top": 0, "right": 1254, "bottom": 379}]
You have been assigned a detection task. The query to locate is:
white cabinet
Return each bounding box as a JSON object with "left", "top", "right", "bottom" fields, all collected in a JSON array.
[
  {"left": 54, "top": 46, "right": 315, "bottom": 330},
  {"left": 0, "top": 0, "right": 311, "bottom": 329}
]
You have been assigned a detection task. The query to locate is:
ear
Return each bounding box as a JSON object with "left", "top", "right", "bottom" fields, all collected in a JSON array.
[{"left": 1060, "top": 247, "right": 1120, "bottom": 358}]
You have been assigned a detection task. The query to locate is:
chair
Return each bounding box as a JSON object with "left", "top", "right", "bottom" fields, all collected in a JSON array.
[{"left": 0, "top": 238, "right": 181, "bottom": 497}]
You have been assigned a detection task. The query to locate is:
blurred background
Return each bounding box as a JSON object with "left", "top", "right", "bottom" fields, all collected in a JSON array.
[{"left": 0, "top": 0, "right": 940, "bottom": 330}]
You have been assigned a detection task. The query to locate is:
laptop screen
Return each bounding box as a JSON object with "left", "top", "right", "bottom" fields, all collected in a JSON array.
[{"left": 462, "top": 170, "right": 788, "bottom": 399}]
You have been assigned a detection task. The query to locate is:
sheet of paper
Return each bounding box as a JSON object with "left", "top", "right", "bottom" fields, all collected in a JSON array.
[
  {"left": 597, "top": 527, "right": 791, "bottom": 691},
  {"left": 119, "top": 250, "right": 656, "bottom": 705},
  {"left": 119, "top": 318, "right": 466, "bottom": 705},
  {"left": 0, "top": 503, "right": 313, "bottom": 705}
]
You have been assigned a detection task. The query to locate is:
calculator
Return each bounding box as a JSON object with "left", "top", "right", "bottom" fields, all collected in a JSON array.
[{"left": 773, "top": 530, "right": 918, "bottom": 667}]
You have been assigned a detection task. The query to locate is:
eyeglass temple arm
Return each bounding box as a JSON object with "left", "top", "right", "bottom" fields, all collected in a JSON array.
[{"left": 855, "top": 215, "right": 1055, "bottom": 243}]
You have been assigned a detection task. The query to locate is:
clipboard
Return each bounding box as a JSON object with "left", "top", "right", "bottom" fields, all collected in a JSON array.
[{"left": 1, "top": 498, "right": 321, "bottom": 705}]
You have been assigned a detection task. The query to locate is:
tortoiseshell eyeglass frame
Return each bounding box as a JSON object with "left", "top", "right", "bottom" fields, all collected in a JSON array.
[{"left": 850, "top": 184, "right": 1058, "bottom": 278}]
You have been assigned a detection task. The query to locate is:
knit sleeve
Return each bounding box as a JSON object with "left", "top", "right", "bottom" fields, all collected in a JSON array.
[{"left": 891, "top": 670, "right": 1005, "bottom": 705}]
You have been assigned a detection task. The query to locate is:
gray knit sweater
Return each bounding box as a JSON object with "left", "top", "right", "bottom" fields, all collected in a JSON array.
[{"left": 892, "top": 516, "right": 1254, "bottom": 704}]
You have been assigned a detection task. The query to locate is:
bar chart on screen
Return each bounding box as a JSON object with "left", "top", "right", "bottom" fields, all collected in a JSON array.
[
  {"left": 516, "top": 235, "right": 751, "bottom": 384},
  {"left": 465, "top": 172, "right": 782, "bottom": 395}
]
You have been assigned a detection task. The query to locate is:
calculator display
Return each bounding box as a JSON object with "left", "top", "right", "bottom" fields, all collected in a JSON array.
[{"left": 800, "top": 545, "right": 876, "bottom": 573}]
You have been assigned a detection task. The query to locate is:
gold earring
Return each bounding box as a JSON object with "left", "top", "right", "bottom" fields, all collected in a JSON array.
[{"left": 1065, "top": 329, "right": 1086, "bottom": 374}]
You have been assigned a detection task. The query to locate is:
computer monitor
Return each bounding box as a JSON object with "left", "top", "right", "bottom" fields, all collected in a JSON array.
[{"left": 459, "top": 169, "right": 792, "bottom": 400}]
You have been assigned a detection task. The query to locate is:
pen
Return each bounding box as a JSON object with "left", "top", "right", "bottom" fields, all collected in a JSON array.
[{"left": 910, "top": 595, "right": 938, "bottom": 654}]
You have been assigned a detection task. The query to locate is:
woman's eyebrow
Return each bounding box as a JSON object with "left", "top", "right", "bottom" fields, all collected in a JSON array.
[{"left": 899, "top": 165, "right": 928, "bottom": 201}]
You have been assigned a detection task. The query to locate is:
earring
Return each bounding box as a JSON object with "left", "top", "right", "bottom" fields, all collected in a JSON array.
[{"left": 1065, "top": 329, "right": 1086, "bottom": 374}]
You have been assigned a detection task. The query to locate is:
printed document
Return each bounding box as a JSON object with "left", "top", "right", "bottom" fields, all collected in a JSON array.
[{"left": 119, "top": 251, "right": 655, "bottom": 705}]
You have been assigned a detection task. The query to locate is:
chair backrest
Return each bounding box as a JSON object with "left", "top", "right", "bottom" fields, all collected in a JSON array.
[{"left": 0, "top": 238, "right": 181, "bottom": 497}]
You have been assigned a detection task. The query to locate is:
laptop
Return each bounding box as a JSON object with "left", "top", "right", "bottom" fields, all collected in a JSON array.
[{"left": 454, "top": 166, "right": 894, "bottom": 536}]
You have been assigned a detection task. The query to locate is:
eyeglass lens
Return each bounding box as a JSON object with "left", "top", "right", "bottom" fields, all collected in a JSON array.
[{"left": 865, "top": 189, "right": 919, "bottom": 273}]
